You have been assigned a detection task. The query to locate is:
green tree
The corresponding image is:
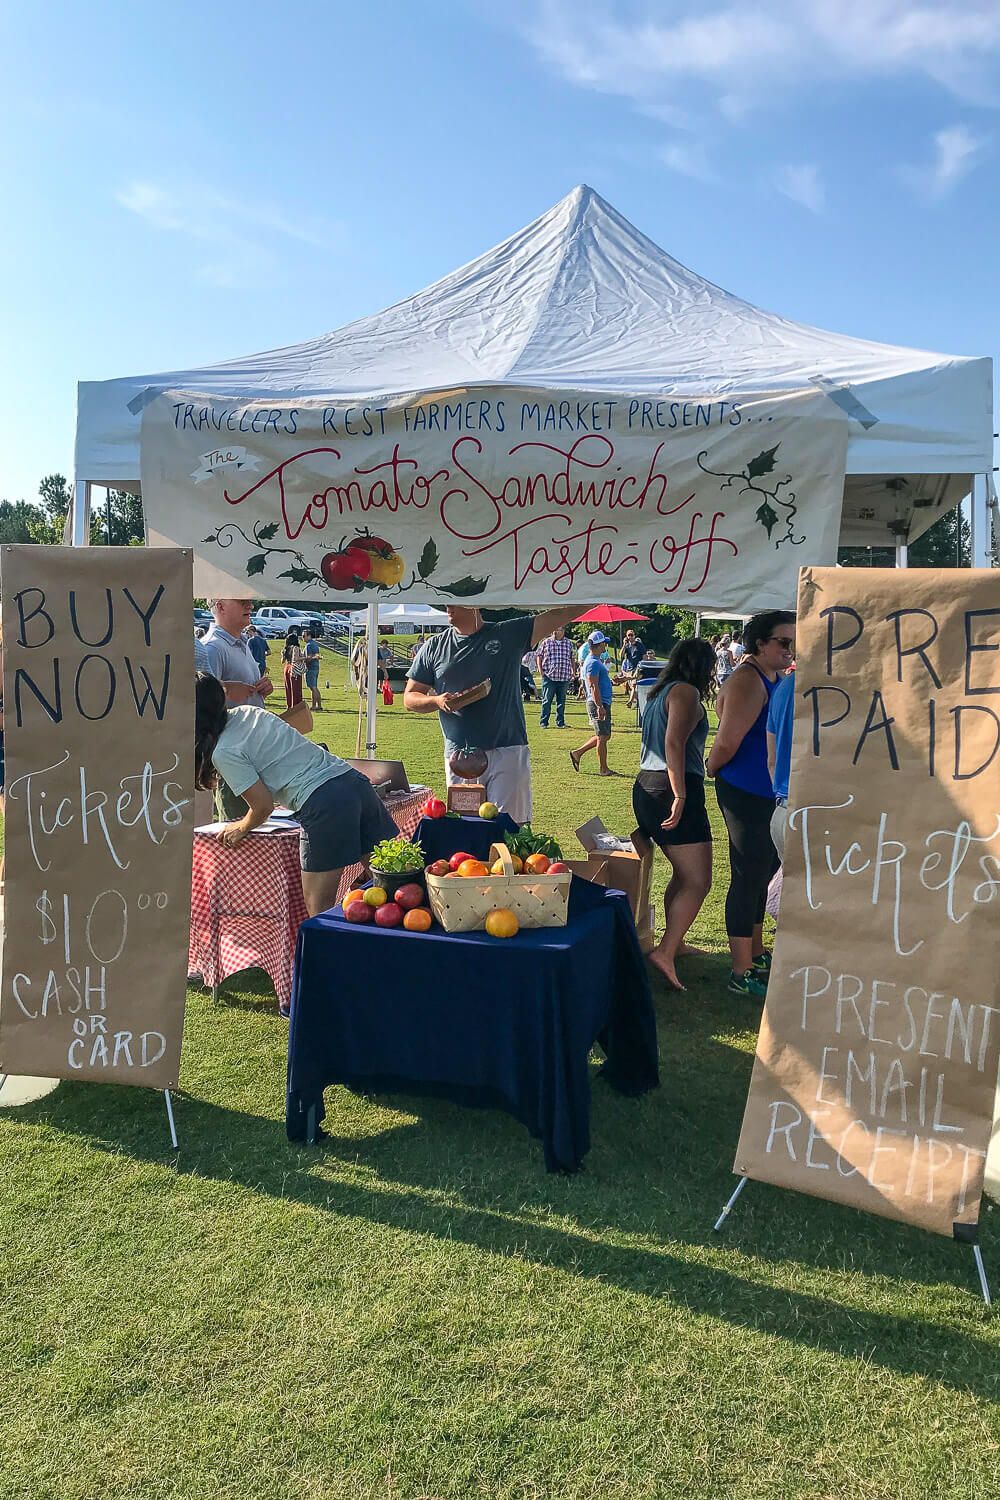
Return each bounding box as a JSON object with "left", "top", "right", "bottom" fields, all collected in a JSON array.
[
  {"left": 838, "top": 505, "right": 970, "bottom": 570},
  {"left": 29, "top": 473, "right": 77, "bottom": 544},
  {"left": 94, "top": 489, "right": 145, "bottom": 547},
  {"left": 0, "top": 499, "right": 42, "bottom": 542},
  {"left": 21, "top": 476, "right": 145, "bottom": 546}
]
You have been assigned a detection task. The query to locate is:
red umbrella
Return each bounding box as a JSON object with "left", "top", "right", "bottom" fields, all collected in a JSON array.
[
  {"left": 573, "top": 606, "right": 649, "bottom": 623},
  {"left": 573, "top": 606, "right": 650, "bottom": 662}
]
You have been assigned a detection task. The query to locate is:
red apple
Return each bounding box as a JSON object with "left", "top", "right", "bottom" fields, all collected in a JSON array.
[
  {"left": 374, "top": 901, "right": 403, "bottom": 928},
  {"left": 448, "top": 851, "right": 473, "bottom": 872},
  {"left": 547, "top": 861, "right": 569, "bottom": 874},
  {"left": 426, "top": 859, "right": 450, "bottom": 877},
  {"left": 394, "top": 883, "right": 425, "bottom": 911},
  {"left": 344, "top": 899, "right": 374, "bottom": 923}
]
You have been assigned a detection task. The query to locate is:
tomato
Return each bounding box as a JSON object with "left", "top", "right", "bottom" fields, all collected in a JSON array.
[
  {"left": 448, "top": 850, "right": 473, "bottom": 872},
  {"left": 457, "top": 859, "right": 490, "bottom": 878},
  {"left": 485, "top": 908, "right": 519, "bottom": 939},
  {"left": 403, "top": 907, "right": 433, "bottom": 932},
  {"left": 523, "top": 853, "right": 551, "bottom": 875},
  {"left": 394, "top": 883, "right": 425, "bottom": 911},
  {"left": 423, "top": 797, "right": 447, "bottom": 820}
]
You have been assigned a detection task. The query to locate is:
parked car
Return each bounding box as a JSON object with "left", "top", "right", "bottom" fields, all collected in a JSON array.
[
  {"left": 252, "top": 607, "right": 317, "bottom": 637},
  {"left": 193, "top": 607, "right": 213, "bottom": 628}
]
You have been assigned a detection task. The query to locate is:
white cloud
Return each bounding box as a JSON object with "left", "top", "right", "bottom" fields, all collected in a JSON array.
[
  {"left": 774, "top": 163, "right": 825, "bottom": 213},
  {"left": 116, "top": 178, "right": 340, "bottom": 286},
  {"left": 660, "top": 139, "right": 715, "bottom": 182},
  {"left": 520, "top": 1, "right": 1000, "bottom": 116},
  {"left": 900, "top": 125, "right": 989, "bottom": 197}
]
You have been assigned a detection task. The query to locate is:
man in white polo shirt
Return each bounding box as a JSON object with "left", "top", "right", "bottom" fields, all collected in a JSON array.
[{"left": 202, "top": 597, "right": 274, "bottom": 818}]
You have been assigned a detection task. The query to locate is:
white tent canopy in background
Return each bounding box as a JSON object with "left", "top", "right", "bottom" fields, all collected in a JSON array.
[
  {"left": 76, "top": 184, "right": 992, "bottom": 553},
  {"left": 347, "top": 603, "right": 448, "bottom": 628}
]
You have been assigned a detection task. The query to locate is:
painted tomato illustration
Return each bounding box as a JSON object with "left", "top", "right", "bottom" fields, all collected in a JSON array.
[
  {"left": 367, "top": 552, "right": 405, "bottom": 586},
  {"left": 321, "top": 544, "right": 373, "bottom": 590}
]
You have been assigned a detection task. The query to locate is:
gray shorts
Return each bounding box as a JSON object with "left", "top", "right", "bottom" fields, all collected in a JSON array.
[
  {"left": 587, "top": 700, "right": 612, "bottom": 737},
  {"left": 296, "top": 768, "right": 397, "bottom": 873}
]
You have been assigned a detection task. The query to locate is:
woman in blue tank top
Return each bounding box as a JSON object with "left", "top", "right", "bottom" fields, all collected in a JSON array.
[
  {"left": 706, "top": 610, "right": 795, "bottom": 997},
  {"left": 632, "top": 637, "right": 717, "bottom": 991}
]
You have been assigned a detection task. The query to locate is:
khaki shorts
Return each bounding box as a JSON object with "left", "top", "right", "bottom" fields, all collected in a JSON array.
[{"left": 445, "top": 743, "right": 532, "bottom": 825}]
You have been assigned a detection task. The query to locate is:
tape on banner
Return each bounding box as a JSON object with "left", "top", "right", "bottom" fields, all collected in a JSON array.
[
  {"left": 810, "top": 376, "right": 880, "bottom": 430},
  {"left": 127, "top": 386, "right": 163, "bottom": 416}
]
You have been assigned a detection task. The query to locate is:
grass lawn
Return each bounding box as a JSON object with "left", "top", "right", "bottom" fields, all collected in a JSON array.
[{"left": 1, "top": 641, "right": 998, "bottom": 1499}]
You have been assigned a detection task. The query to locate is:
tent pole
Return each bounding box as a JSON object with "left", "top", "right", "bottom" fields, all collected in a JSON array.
[
  {"left": 895, "top": 541, "right": 909, "bottom": 569},
  {"left": 71, "top": 480, "right": 92, "bottom": 547},
  {"left": 695, "top": 612, "right": 703, "bottom": 638},
  {"left": 365, "top": 602, "right": 379, "bottom": 757},
  {"left": 971, "top": 474, "right": 990, "bottom": 569}
]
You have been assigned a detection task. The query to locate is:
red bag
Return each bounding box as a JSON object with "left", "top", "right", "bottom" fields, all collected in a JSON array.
[{"left": 382, "top": 682, "right": 394, "bottom": 705}]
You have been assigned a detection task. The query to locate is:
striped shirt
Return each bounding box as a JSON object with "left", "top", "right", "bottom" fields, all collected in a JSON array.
[{"left": 536, "top": 634, "right": 575, "bottom": 682}]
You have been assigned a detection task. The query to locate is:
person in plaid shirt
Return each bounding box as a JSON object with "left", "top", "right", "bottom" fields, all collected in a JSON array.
[{"left": 536, "top": 626, "right": 575, "bottom": 728}]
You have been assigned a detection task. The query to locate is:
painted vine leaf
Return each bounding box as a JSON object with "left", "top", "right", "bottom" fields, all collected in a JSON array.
[
  {"left": 202, "top": 532, "right": 218, "bottom": 543},
  {"left": 418, "top": 538, "right": 439, "bottom": 579},
  {"left": 246, "top": 553, "right": 267, "bottom": 576},
  {"left": 256, "top": 521, "right": 279, "bottom": 541},
  {"left": 278, "top": 565, "right": 319, "bottom": 585},
  {"left": 746, "top": 445, "right": 780, "bottom": 481},
  {"left": 442, "top": 575, "right": 489, "bottom": 597},
  {"left": 756, "top": 501, "right": 779, "bottom": 538}
]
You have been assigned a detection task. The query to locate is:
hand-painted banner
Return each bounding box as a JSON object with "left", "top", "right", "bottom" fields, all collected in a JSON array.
[
  {"left": 736, "top": 567, "right": 1000, "bottom": 1237},
  {"left": 0, "top": 546, "right": 194, "bottom": 1089},
  {"left": 139, "top": 386, "right": 848, "bottom": 607}
]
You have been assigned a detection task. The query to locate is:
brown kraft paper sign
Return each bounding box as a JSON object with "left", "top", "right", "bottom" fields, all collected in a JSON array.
[
  {"left": 736, "top": 566, "right": 1000, "bottom": 1236},
  {"left": 0, "top": 546, "right": 194, "bottom": 1089}
]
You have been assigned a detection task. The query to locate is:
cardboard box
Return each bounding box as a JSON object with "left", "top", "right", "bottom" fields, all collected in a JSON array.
[
  {"left": 447, "top": 782, "right": 486, "bottom": 815},
  {"left": 565, "top": 817, "right": 656, "bottom": 953}
]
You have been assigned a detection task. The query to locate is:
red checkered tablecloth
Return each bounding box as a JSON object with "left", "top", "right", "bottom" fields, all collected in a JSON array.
[
  {"left": 188, "top": 789, "right": 428, "bottom": 1009},
  {"left": 188, "top": 828, "right": 307, "bottom": 1011}
]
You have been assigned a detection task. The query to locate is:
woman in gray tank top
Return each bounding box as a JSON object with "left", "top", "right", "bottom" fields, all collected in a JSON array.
[{"left": 632, "top": 638, "right": 717, "bottom": 991}]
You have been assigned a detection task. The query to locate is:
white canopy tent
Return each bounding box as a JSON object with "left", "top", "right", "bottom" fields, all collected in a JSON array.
[
  {"left": 347, "top": 603, "right": 449, "bottom": 629},
  {"left": 73, "top": 184, "right": 994, "bottom": 748}
]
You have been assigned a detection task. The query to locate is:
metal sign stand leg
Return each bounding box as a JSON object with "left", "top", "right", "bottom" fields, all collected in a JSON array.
[
  {"left": 713, "top": 1175, "right": 749, "bottom": 1232},
  {"left": 163, "top": 1089, "right": 179, "bottom": 1150},
  {"left": 972, "top": 1245, "right": 992, "bottom": 1307},
  {"left": 714, "top": 1175, "right": 993, "bottom": 1307}
]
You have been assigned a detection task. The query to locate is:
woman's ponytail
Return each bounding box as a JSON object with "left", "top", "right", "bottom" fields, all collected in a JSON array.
[{"left": 194, "top": 672, "right": 229, "bottom": 790}]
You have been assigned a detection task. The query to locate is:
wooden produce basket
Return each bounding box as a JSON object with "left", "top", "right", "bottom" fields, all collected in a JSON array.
[{"left": 425, "top": 842, "right": 570, "bottom": 933}]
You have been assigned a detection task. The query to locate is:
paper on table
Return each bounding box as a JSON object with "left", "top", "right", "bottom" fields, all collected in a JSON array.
[{"left": 194, "top": 820, "right": 300, "bottom": 835}]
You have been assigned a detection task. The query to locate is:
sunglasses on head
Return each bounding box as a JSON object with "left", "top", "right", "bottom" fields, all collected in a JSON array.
[{"left": 769, "top": 636, "right": 795, "bottom": 650}]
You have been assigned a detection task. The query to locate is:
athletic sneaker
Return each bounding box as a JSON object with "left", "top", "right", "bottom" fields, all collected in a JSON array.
[
  {"left": 727, "top": 969, "right": 767, "bottom": 998},
  {"left": 752, "top": 951, "right": 772, "bottom": 975}
]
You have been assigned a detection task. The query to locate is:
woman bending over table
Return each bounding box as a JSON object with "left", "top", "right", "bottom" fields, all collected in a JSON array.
[
  {"left": 706, "top": 610, "right": 795, "bottom": 998},
  {"left": 195, "top": 673, "right": 397, "bottom": 916},
  {"left": 632, "top": 638, "right": 716, "bottom": 991}
]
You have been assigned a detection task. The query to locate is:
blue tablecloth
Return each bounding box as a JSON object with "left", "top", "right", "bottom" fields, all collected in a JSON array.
[
  {"left": 413, "top": 812, "right": 519, "bottom": 864},
  {"left": 286, "top": 874, "right": 658, "bottom": 1172}
]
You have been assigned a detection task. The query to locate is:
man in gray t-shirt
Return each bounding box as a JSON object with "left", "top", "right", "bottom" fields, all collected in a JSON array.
[{"left": 404, "top": 604, "right": 581, "bottom": 823}]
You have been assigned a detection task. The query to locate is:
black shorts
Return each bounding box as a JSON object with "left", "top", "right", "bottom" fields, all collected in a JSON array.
[
  {"left": 632, "top": 771, "right": 711, "bottom": 849},
  {"left": 296, "top": 768, "right": 397, "bottom": 873}
]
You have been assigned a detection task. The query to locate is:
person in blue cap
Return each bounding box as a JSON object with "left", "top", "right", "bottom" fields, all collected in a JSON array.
[{"left": 569, "top": 631, "right": 617, "bottom": 775}]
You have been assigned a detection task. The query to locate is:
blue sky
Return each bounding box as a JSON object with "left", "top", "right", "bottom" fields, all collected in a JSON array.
[{"left": 2, "top": 0, "right": 997, "bottom": 502}]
